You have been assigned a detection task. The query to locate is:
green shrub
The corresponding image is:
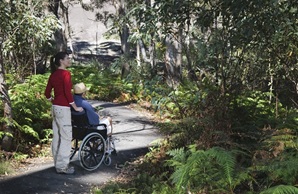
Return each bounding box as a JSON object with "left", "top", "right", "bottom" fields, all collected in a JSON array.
[
  {"left": 158, "top": 117, "right": 204, "bottom": 149},
  {"left": 7, "top": 74, "right": 52, "bottom": 151},
  {"left": 70, "top": 64, "right": 131, "bottom": 101}
]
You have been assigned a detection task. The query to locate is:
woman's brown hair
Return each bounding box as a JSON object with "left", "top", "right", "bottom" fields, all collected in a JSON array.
[{"left": 50, "top": 52, "right": 69, "bottom": 73}]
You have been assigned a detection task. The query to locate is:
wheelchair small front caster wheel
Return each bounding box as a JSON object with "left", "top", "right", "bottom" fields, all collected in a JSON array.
[{"left": 104, "top": 156, "right": 112, "bottom": 166}]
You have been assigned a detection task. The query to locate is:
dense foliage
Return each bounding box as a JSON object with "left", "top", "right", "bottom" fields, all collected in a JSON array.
[
  {"left": 0, "top": 0, "right": 59, "bottom": 79},
  {"left": 0, "top": 0, "right": 297, "bottom": 193},
  {"left": 95, "top": 0, "right": 298, "bottom": 193}
]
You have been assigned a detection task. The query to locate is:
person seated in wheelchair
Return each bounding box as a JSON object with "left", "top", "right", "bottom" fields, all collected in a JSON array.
[{"left": 73, "top": 82, "right": 113, "bottom": 136}]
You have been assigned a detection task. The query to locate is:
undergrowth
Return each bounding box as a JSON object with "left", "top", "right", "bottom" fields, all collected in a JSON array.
[
  {"left": 94, "top": 89, "right": 298, "bottom": 193},
  {"left": 0, "top": 160, "right": 13, "bottom": 175}
]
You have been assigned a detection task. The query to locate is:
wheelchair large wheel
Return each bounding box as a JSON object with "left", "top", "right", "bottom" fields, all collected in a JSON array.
[{"left": 79, "top": 132, "right": 106, "bottom": 171}]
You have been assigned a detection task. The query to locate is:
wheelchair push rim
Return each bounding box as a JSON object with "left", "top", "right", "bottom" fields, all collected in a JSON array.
[{"left": 78, "top": 132, "right": 106, "bottom": 171}]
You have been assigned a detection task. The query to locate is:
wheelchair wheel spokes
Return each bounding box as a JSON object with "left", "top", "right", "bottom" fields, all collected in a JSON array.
[
  {"left": 81, "top": 142, "right": 103, "bottom": 166},
  {"left": 79, "top": 132, "right": 106, "bottom": 171}
]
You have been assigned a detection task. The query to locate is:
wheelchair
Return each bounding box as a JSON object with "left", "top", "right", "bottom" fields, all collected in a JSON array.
[{"left": 70, "top": 109, "right": 116, "bottom": 171}]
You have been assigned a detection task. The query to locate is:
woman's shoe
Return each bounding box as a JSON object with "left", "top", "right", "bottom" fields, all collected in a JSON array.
[{"left": 56, "top": 166, "right": 75, "bottom": 174}]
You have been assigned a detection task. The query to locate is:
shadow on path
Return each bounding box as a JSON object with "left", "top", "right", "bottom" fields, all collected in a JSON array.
[{"left": 0, "top": 147, "right": 149, "bottom": 194}]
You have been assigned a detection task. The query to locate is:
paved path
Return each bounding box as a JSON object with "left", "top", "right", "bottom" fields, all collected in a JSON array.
[{"left": 0, "top": 102, "right": 161, "bottom": 194}]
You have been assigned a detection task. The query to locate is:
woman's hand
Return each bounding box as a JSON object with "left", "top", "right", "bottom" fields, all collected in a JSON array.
[
  {"left": 70, "top": 102, "right": 84, "bottom": 112},
  {"left": 75, "top": 107, "right": 84, "bottom": 112}
]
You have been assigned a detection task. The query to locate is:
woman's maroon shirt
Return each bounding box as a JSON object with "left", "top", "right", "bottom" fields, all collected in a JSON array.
[{"left": 44, "top": 69, "right": 74, "bottom": 107}]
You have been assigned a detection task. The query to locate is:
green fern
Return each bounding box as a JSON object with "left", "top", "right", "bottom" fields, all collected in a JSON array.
[
  {"left": 260, "top": 185, "right": 298, "bottom": 194},
  {"left": 166, "top": 148, "right": 188, "bottom": 165},
  {"left": 207, "top": 147, "right": 236, "bottom": 187},
  {"left": 166, "top": 146, "right": 205, "bottom": 193},
  {"left": 268, "top": 130, "right": 298, "bottom": 151},
  {"left": 256, "top": 153, "right": 298, "bottom": 185},
  {"left": 166, "top": 145, "right": 252, "bottom": 193}
]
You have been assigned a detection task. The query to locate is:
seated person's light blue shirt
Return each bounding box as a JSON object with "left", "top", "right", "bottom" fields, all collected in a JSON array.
[{"left": 73, "top": 94, "right": 99, "bottom": 125}]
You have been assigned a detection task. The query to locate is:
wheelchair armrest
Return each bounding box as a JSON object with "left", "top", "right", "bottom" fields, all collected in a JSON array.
[
  {"left": 92, "top": 123, "right": 107, "bottom": 127},
  {"left": 87, "top": 123, "right": 106, "bottom": 131}
]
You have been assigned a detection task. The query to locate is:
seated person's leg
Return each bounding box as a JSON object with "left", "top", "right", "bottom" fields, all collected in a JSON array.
[
  {"left": 100, "top": 117, "right": 113, "bottom": 136},
  {"left": 100, "top": 117, "right": 116, "bottom": 155}
]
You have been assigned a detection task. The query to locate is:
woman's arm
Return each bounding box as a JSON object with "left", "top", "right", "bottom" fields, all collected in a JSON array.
[{"left": 70, "top": 102, "right": 83, "bottom": 112}]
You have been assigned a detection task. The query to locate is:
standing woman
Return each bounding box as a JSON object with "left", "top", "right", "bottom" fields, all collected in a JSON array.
[{"left": 44, "top": 52, "right": 83, "bottom": 174}]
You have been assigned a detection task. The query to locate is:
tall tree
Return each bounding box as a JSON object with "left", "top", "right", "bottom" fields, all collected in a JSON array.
[
  {"left": 48, "top": 0, "right": 72, "bottom": 52},
  {"left": 125, "top": 0, "right": 298, "bottom": 108},
  {"left": 0, "top": 3, "right": 13, "bottom": 150},
  {"left": 0, "top": 0, "right": 59, "bottom": 150}
]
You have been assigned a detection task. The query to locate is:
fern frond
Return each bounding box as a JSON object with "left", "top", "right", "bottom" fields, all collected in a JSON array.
[
  {"left": 260, "top": 184, "right": 298, "bottom": 194},
  {"left": 206, "top": 147, "right": 236, "bottom": 187},
  {"left": 167, "top": 146, "right": 207, "bottom": 193},
  {"left": 165, "top": 148, "right": 188, "bottom": 168},
  {"left": 171, "top": 162, "right": 192, "bottom": 192},
  {"left": 267, "top": 129, "right": 298, "bottom": 150},
  {"left": 166, "top": 148, "right": 187, "bottom": 162},
  {"left": 0, "top": 131, "right": 13, "bottom": 139},
  {"left": 166, "top": 145, "right": 253, "bottom": 193}
]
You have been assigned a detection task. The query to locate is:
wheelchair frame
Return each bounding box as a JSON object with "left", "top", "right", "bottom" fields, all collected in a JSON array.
[{"left": 70, "top": 110, "right": 115, "bottom": 171}]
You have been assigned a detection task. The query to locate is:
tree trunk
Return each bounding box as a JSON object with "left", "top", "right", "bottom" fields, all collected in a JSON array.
[
  {"left": 148, "top": 0, "right": 156, "bottom": 77},
  {"left": 149, "top": 36, "right": 156, "bottom": 77},
  {"left": 60, "top": 1, "right": 73, "bottom": 54},
  {"left": 121, "top": 24, "right": 130, "bottom": 56},
  {"left": 136, "top": 39, "right": 141, "bottom": 67},
  {"left": 115, "top": 0, "right": 130, "bottom": 78},
  {"left": 0, "top": 41, "right": 14, "bottom": 151},
  {"left": 49, "top": 0, "right": 67, "bottom": 52},
  {"left": 120, "top": 25, "right": 130, "bottom": 79},
  {"left": 165, "top": 28, "right": 182, "bottom": 88}
]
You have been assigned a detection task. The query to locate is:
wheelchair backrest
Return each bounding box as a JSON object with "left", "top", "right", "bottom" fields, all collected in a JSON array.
[
  {"left": 71, "top": 109, "right": 90, "bottom": 127},
  {"left": 71, "top": 108, "right": 108, "bottom": 140}
]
